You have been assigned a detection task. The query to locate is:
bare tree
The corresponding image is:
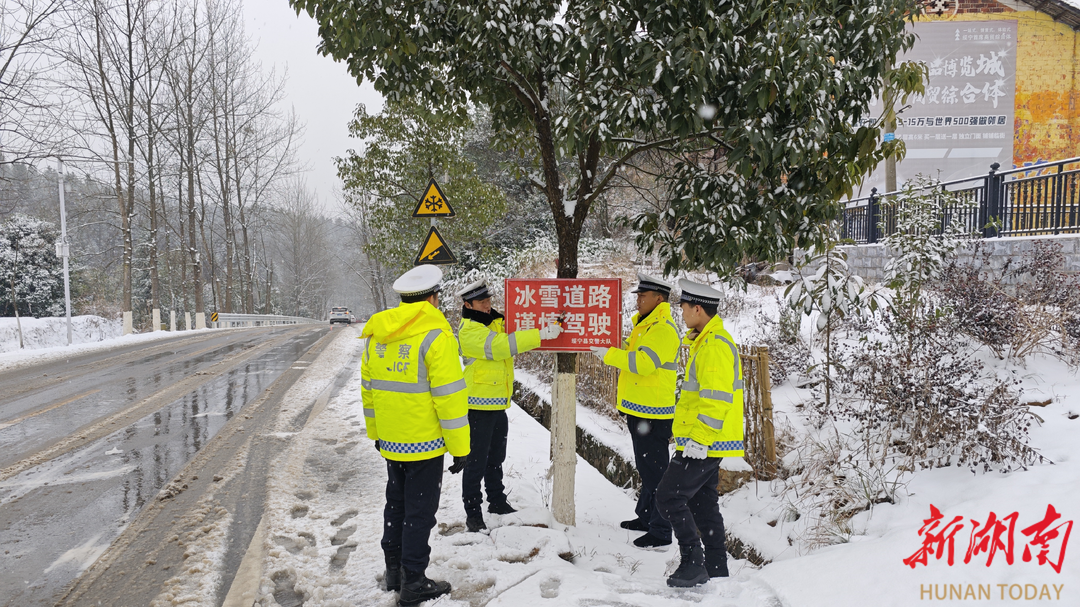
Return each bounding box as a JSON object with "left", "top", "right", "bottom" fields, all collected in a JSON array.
[
  {"left": 0, "top": 0, "right": 67, "bottom": 167},
  {"left": 272, "top": 178, "right": 330, "bottom": 318}
]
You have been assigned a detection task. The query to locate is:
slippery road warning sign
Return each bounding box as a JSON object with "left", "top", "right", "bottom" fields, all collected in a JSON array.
[
  {"left": 414, "top": 226, "right": 457, "bottom": 265},
  {"left": 412, "top": 179, "right": 456, "bottom": 217},
  {"left": 504, "top": 278, "right": 622, "bottom": 352}
]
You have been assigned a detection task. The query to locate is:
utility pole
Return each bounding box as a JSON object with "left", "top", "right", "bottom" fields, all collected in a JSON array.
[
  {"left": 884, "top": 60, "right": 898, "bottom": 193},
  {"left": 57, "top": 158, "right": 73, "bottom": 346}
]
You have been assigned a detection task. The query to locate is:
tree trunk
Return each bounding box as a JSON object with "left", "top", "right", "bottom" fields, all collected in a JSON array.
[
  {"left": 123, "top": 0, "right": 137, "bottom": 326},
  {"left": 186, "top": 90, "right": 202, "bottom": 316},
  {"left": 533, "top": 76, "right": 593, "bottom": 526},
  {"left": 265, "top": 267, "right": 272, "bottom": 314}
]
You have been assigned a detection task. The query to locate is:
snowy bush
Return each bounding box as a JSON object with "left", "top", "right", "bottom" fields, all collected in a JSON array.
[
  {"left": 748, "top": 297, "right": 810, "bottom": 386},
  {"left": 786, "top": 241, "right": 881, "bottom": 406}
]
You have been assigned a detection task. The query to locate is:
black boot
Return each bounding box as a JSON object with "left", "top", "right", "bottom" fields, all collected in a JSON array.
[
  {"left": 620, "top": 518, "right": 649, "bottom": 531},
  {"left": 384, "top": 552, "right": 402, "bottom": 592},
  {"left": 632, "top": 532, "right": 672, "bottom": 548},
  {"left": 399, "top": 568, "right": 452, "bottom": 606},
  {"left": 666, "top": 543, "right": 709, "bottom": 588},
  {"left": 704, "top": 547, "right": 729, "bottom": 578},
  {"left": 466, "top": 515, "right": 487, "bottom": 533},
  {"left": 488, "top": 501, "right": 517, "bottom": 515}
]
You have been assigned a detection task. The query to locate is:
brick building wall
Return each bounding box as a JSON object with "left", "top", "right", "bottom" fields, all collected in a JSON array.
[{"left": 919, "top": 1, "right": 1080, "bottom": 170}]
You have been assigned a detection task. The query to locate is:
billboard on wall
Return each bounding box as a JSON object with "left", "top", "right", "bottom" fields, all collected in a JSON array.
[
  {"left": 861, "top": 20, "right": 1017, "bottom": 193},
  {"left": 504, "top": 278, "right": 622, "bottom": 352}
]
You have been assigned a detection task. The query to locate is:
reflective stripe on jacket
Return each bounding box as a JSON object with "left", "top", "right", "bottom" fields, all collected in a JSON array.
[
  {"left": 603, "top": 302, "right": 680, "bottom": 419},
  {"left": 361, "top": 301, "right": 470, "bottom": 461},
  {"left": 459, "top": 316, "right": 540, "bottom": 410},
  {"left": 673, "top": 314, "right": 744, "bottom": 458}
]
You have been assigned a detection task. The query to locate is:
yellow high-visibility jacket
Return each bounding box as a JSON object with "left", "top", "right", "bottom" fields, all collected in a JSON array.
[
  {"left": 458, "top": 310, "right": 541, "bottom": 410},
  {"left": 602, "top": 302, "right": 680, "bottom": 419},
  {"left": 673, "top": 314, "right": 745, "bottom": 458},
  {"left": 361, "top": 301, "right": 470, "bottom": 461}
]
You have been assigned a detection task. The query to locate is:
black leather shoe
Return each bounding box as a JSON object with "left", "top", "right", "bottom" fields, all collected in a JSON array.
[
  {"left": 488, "top": 502, "right": 517, "bottom": 515},
  {"left": 466, "top": 516, "right": 487, "bottom": 533},
  {"left": 619, "top": 518, "right": 649, "bottom": 531},
  {"left": 667, "top": 543, "right": 709, "bottom": 587},
  {"left": 398, "top": 573, "right": 451, "bottom": 606},
  {"left": 384, "top": 553, "right": 402, "bottom": 591},
  {"left": 632, "top": 532, "right": 672, "bottom": 549},
  {"left": 705, "top": 547, "right": 729, "bottom": 578}
]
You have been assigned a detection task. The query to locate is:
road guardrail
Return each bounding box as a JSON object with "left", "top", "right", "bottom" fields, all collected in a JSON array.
[{"left": 213, "top": 313, "right": 319, "bottom": 328}]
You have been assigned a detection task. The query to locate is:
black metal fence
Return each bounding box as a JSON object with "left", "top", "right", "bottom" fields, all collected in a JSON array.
[{"left": 841, "top": 157, "right": 1080, "bottom": 244}]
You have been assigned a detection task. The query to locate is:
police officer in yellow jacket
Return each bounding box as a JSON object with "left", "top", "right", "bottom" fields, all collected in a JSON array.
[
  {"left": 457, "top": 279, "right": 562, "bottom": 532},
  {"left": 362, "top": 265, "right": 469, "bottom": 606},
  {"left": 656, "top": 279, "right": 743, "bottom": 588},
  {"left": 589, "top": 273, "right": 680, "bottom": 549}
]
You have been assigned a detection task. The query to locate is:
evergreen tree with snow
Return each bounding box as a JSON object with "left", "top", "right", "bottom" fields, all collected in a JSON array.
[{"left": 0, "top": 214, "right": 64, "bottom": 318}]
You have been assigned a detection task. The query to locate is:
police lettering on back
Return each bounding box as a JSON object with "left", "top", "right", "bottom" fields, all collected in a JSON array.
[{"left": 360, "top": 266, "right": 742, "bottom": 604}]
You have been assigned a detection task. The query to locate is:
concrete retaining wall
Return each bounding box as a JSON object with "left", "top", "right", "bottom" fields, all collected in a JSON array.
[{"left": 815, "top": 234, "right": 1080, "bottom": 283}]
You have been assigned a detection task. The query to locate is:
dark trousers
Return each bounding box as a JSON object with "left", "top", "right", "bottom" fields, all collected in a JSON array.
[
  {"left": 381, "top": 454, "right": 443, "bottom": 573},
  {"left": 655, "top": 453, "right": 726, "bottom": 551},
  {"left": 626, "top": 414, "right": 673, "bottom": 540},
  {"left": 461, "top": 409, "right": 509, "bottom": 517}
]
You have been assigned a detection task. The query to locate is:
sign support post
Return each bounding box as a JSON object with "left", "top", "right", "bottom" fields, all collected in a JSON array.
[
  {"left": 504, "top": 277, "right": 623, "bottom": 526},
  {"left": 57, "top": 158, "right": 72, "bottom": 346},
  {"left": 412, "top": 178, "right": 457, "bottom": 266}
]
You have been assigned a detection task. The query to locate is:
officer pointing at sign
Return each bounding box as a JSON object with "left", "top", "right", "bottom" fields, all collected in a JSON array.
[
  {"left": 361, "top": 265, "right": 470, "bottom": 606},
  {"left": 456, "top": 279, "right": 563, "bottom": 532},
  {"left": 655, "top": 279, "right": 743, "bottom": 588}
]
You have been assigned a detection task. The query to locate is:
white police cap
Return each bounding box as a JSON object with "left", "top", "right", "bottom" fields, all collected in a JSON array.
[
  {"left": 393, "top": 265, "right": 444, "bottom": 298},
  {"left": 678, "top": 278, "right": 722, "bottom": 307},
  {"left": 455, "top": 279, "right": 490, "bottom": 301},
  {"left": 630, "top": 272, "right": 673, "bottom": 295}
]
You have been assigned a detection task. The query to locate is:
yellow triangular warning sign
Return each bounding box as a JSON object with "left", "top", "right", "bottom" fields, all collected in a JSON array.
[
  {"left": 412, "top": 179, "right": 456, "bottom": 217},
  {"left": 414, "top": 226, "right": 457, "bottom": 265}
]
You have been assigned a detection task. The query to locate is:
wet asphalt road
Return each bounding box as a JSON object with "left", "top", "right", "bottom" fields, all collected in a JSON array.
[{"left": 0, "top": 324, "right": 334, "bottom": 607}]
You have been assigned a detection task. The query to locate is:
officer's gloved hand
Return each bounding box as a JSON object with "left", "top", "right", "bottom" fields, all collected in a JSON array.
[
  {"left": 538, "top": 323, "right": 563, "bottom": 340},
  {"left": 448, "top": 456, "right": 467, "bottom": 474},
  {"left": 374, "top": 440, "right": 381, "bottom": 452},
  {"left": 683, "top": 440, "right": 709, "bottom": 460},
  {"left": 589, "top": 346, "right": 608, "bottom": 360}
]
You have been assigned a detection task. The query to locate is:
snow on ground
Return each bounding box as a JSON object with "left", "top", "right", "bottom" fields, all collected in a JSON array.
[
  {"left": 517, "top": 369, "right": 635, "bottom": 466},
  {"left": 0, "top": 315, "right": 121, "bottom": 352},
  {"left": 253, "top": 285, "right": 1079, "bottom": 606},
  {"left": 255, "top": 349, "right": 784, "bottom": 607},
  {"left": 0, "top": 315, "right": 209, "bottom": 371}
]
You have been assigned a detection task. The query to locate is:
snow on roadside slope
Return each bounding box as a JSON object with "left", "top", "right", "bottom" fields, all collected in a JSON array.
[
  {"left": 0, "top": 315, "right": 121, "bottom": 353},
  {"left": 256, "top": 353, "right": 784, "bottom": 606},
  {"left": 0, "top": 315, "right": 206, "bottom": 372}
]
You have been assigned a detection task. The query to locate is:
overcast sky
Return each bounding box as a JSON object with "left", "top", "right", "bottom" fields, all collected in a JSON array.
[{"left": 243, "top": 1, "right": 383, "bottom": 213}]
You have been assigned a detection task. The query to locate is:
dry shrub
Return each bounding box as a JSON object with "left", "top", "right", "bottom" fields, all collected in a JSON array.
[
  {"left": 839, "top": 312, "right": 1046, "bottom": 474},
  {"left": 781, "top": 429, "right": 903, "bottom": 550},
  {"left": 940, "top": 240, "right": 1080, "bottom": 362}
]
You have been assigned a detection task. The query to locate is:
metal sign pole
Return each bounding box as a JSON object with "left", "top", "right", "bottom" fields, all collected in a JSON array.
[{"left": 57, "top": 158, "right": 72, "bottom": 346}]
